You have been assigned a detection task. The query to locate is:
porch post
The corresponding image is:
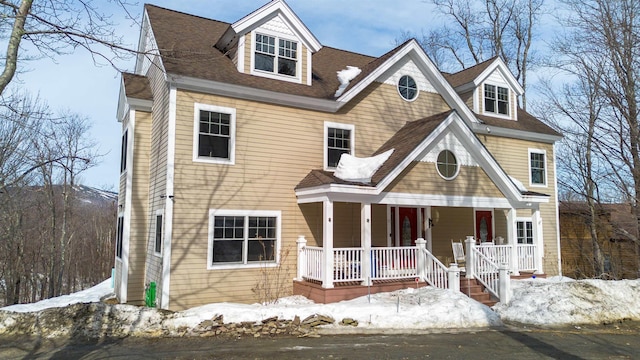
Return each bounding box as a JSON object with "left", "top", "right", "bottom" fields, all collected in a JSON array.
[
  {"left": 499, "top": 263, "right": 511, "bottom": 304},
  {"left": 507, "top": 208, "right": 520, "bottom": 275},
  {"left": 295, "top": 235, "right": 306, "bottom": 281},
  {"left": 532, "top": 207, "right": 543, "bottom": 274},
  {"left": 448, "top": 263, "right": 461, "bottom": 292},
  {"left": 425, "top": 206, "right": 433, "bottom": 252},
  {"left": 361, "top": 203, "right": 372, "bottom": 286},
  {"left": 322, "top": 200, "right": 334, "bottom": 289},
  {"left": 464, "top": 236, "right": 475, "bottom": 279},
  {"left": 416, "top": 238, "right": 426, "bottom": 281}
]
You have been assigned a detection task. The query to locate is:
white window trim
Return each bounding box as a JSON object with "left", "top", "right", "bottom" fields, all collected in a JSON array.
[
  {"left": 324, "top": 121, "right": 355, "bottom": 171},
  {"left": 515, "top": 217, "right": 534, "bottom": 244},
  {"left": 397, "top": 74, "right": 419, "bottom": 102},
  {"left": 250, "top": 29, "right": 302, "bottom": 84},
  {"left": 528, "top": 148, "right": 547, "bottom": 188},
  {"left": 193, "top": 103, "right": 236, "bottom": 165},
  {"left": 482, "top": 83, "right": 511, "bottom": 119},
  {"left": 435, "top": 149, "right": 460, "bottom": 180},
  {"left": 207, "top": 209, "right": 282, "bottom": 270},
  {"left": 153, "top": 209, "right": 164, "bottom": 257}
]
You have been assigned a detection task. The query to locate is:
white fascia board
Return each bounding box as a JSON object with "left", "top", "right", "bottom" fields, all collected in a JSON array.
[
  {"left": 380, "top": 192, "right": 513, "bottom": 208},
  {"left": 168, "top": 74, "right": 339, "bottom": 112},
  {"left": 134, "top": 10, "right": 150, "bottom": 74},
  {"left": 472, "top": 123, "right": 563, "bottom": 144},
  {"left": 127, "top": 98, "right": 153, "bottom": 112},
  {"left": 374, "top": 112, "right": 456, "bottom": 191},
  {"left": 449, "top": 118, "right": 524, "bottom": 201},
  {"left": 336, "top": 40, "right": 478, "bottom": 124},
  {"left": 231, "top": 0, "right": 321, "bottom": 52},
  {"left": 116, "top": 77, "right": 128, "bottom": 122},
  {"left": 476, "top": 58, "right": 524, "bottom": 95}
]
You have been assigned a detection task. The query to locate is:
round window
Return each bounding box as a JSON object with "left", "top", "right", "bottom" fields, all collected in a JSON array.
[
  {"left": 436, "top": 150, "right": 459, "bottom": 180},
  {"left": 398, "top": 75, "right": 418, "bottom": 101}
]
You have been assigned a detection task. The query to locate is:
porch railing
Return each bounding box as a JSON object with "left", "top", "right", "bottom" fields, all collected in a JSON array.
[
  {"left": 517, "top": 244, "right": 536, "bottom": 271},
  {"left": 471, "top": 246, "right": 500, "bottom": 298},
  {"left": 371, "top": 247, "right": 418, "bottom": 280},
  {"left": 421, "top": 247, "right": 450, "bottom": 289}
]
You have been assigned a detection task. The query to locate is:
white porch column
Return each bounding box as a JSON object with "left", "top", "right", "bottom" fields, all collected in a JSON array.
[
  {"left": 295, "top": 235, "right": 307, "bottom": 281},
  {"left": 416, "top": 238, "right": 426, "bottom": 281},
  {"left": 464, "top": 236, "right": 475, "bottom": 279},
  {"left": 361, "top": 203, "right": 372, "bottom": 286},
  {"left": 322, "top": 200, "right": 334, "bottom": 289},
  {"left": 507, "top": 208, "right": 520, "bottom": 275},
  {"left": 532, "top": 207, "right": 544, "bottom": 274}
]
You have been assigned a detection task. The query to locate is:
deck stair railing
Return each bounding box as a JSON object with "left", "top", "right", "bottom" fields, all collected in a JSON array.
[{"left": 470, "top": 246, "right": 500, "bottom": 298}]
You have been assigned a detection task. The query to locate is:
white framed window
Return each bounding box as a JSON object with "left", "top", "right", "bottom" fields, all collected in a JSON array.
[
  {"left": 116, "top": 214, "right": 124, "bottom": 259},
  {"left": 528, "top": 148, "right": 547, "bottom": 187},
  {"left": 193, "top": 103, "right": 236, "bottom": 165},
  {"left": 398, "top": 75, "right": 418, "bottom": 101},
  {"left": 154, "top": 210, "right": 164, "bottom": 256},
  {"left": 207, "top": 209, "right": 281, "bottom": 270},
  {"left": 120, "top": 129, "right": 128, "bottom": 173},
  {"left": 484, "top": 84, "right": 509, "bottom": 116},
  {"left": 436, "top": 150, "right": 459, "bottom": 180},
  {"left": 516, "top": 219, "right": 534, "bottom": 244},
  {"left": 253, "top": 32, "right": 299, "bottom": 79},
  {"left": 324, "top": 121, "right": 354, "bottom": 170}
]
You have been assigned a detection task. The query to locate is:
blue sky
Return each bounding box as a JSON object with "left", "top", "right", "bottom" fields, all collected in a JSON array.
[{"left": 13, "top": 0, "right": 487, "bottom": 190}]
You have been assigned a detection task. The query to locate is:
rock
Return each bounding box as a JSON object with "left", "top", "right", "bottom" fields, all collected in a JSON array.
[
  {"left": 340, "top": 318, "right": 358, "bottom": 327},
  {"left": 301, "top": 314, "right": 334, "bottom": 328}
]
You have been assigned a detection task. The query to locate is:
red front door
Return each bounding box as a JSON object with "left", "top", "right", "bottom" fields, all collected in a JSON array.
[
  {"left": 475, "top": 210, "right": 493, "bottom": 243},
  {"left": 398, "top": 207, "right": 418, "bottom": 246}
]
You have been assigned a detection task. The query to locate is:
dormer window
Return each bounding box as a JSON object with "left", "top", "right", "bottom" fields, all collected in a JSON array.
[
  {"left": 484, "top": 84, "right": 509, "bottom": 116},
  {"left": 254, "top": 33, "right": 297, "bottom": 77}
]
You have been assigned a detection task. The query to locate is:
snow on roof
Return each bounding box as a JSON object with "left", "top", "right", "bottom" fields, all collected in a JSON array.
[
  {"left": 334, "top": 66, "right": 362, "bottom": 97},
  {"left": 333, "top": 149, "right": 394, "bottom": 183},
  {"left": 509, "top": 175, "right": 527, "bottom": 192}
]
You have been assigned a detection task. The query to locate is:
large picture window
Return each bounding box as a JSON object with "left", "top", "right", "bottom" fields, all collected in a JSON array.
[
  {"left": 254, "top": 33, "right": 298, "bottom": 77},
  {"left": 208, "top": 210, "right": 281, "bottom": 268},
  {"left": 484, "top": 84, "right": 509, "bottom": 116},
  {"left": 193, "top": 103, "right": 236, "bottom": 164},
  {"left": 325, "top": 122, "right": 354, "bottom": 169}
]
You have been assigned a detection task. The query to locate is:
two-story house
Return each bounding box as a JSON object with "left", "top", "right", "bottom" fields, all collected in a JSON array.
[{"left": 115, "top": 0, "right": 562, "bottom": 311}]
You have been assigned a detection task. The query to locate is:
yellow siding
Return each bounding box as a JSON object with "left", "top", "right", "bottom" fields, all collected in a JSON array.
[
  {"left": 165, "top": 82, "right": 450, "bottom": 309},
  {"left": 386, "top": 162, "right": 505, "bottom": 198},
  {"left": 243, "top": 32, "right": 252, "bottom": 74},
  {"left": 482, "top": 135, "right": 559, "bottom": 275},
  {"left": 127, "top": 110, "right": 152, "bottom": 304}
]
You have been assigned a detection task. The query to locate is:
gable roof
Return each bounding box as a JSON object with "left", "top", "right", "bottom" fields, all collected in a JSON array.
[
  {"left": 444, "top": 57, "right": 498, "bottom": 89},
  {"left": 444, "top": 57, "right": 523, "bottom": 95},
  {"left": 122, "top": 73, "right": 153, "bottom": 101},
  {"left": 296, "top": 110, "right": 550, "bottom": 205}
]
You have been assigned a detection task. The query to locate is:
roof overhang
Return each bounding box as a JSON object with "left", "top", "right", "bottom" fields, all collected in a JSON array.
[{"left": 295, "top": 111, "right": 550, "bottom": 207}]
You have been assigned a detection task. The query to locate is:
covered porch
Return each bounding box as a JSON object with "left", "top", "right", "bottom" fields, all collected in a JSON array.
[{"left": 292, "top": 201, "right": 546, "bottom": 304}]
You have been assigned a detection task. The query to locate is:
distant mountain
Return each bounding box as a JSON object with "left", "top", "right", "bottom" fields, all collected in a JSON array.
[{"left": 72, "top": 185, "right": 118, "bottom": 205}]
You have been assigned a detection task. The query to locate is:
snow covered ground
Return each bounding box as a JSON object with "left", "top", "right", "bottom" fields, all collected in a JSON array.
[{"left": 1, "top": 276, "right": 640, "bottom": 337}]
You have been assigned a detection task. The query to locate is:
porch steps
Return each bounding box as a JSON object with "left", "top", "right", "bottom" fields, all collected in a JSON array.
[
  {"left": 459, "top": 273, "right": 547, "bottom": 307},
  {"left": 459, "top": 278, "right": 496, "bottom": 307}
]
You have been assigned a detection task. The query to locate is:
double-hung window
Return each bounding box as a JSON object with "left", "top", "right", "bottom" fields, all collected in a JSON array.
[
  {"left": 529, "top": 149, "right": 547, "bottom": 186},
  {"left": 194, "top": 103, "right": 236, "bottom": 164},
  {"left": 484, "top": 84, "right": 509, "bottom": 116},
  {"left": 254, "top": 33, "right": 298, "bottom": 77},
  {"left": 516, "top": 220, "right": 534, "bottom": 244},
  {"left": 120, "top": 130, "right": 128, "bottom": 173},
  {"left": 154, "top": 212, "right": 163, "bottom": 255},
  {"left": 208, "top": 210, "right": 281, "bottom": 269},
  {"left": 325, "top": 122, "right": 354, "bottom": 169}
]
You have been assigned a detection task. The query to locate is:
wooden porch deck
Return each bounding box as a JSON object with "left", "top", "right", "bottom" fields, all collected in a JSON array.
[{"left": 293, "top": 278, "right": 426, "bottom": 304}]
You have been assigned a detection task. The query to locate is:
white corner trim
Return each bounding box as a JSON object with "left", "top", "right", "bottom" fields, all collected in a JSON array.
[
  {"left": 120, "top": 110, "right": 136, "bottom": 304},
  {"left": 161, "top": 86, "right": 177, "bottom": 310},
  {"left": 553, "top": 146, "right": 562, "bottom": 276},
  {"left": 236, "top": 34, "right": 245, "bottom": 73}
]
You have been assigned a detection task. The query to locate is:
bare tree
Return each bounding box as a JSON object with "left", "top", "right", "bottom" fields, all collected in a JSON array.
[
  {"left": 541, "top": 0, "right": 640, "bottom": 276},
  {"left": 0, "top": 0, "right": 137, "bottom": 96},
  {"left": 410, "top": 0, "right": 544, "bottom": 109}
]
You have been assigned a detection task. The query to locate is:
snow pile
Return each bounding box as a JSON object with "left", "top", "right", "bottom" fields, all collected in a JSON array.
[
  {"left": 1, "top": 279, "right": 113, "bottom": 313},
  {"left": 495, "top": 277, "right": 640, "bottom": 326},
  {"left": 3, "top": 277, "right": 640, "bottom": 338},
  {"left": 334, "top": 149, "right": 394, "bottom": 183},
  {"left": 509, "top": 175, "right": 528, "bottom": 192},
  {"left": 334, "top": 66, "right": 362, "bottom": 97}
]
